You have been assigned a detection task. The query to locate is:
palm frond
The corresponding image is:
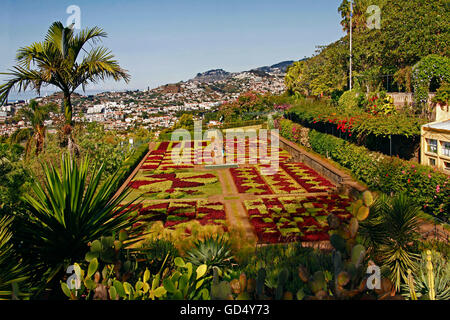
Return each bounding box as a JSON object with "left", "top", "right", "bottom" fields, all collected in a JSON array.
[{"left": 0, "top": 67, "right": 45, "bottom": 105}]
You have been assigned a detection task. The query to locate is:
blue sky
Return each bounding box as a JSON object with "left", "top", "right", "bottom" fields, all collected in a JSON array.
[{"left": 0, "top": 0, "right": 345, "bottom": 99}]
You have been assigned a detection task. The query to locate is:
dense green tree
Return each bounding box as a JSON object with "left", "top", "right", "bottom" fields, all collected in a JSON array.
[
  {"left": 286, "top": 0, "right": 449, "bottom": 98},
  {"left": 381, "top": 0, "right": 449, "bottom": 70}
]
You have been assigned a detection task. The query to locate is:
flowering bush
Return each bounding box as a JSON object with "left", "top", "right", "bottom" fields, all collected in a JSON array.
[{"left": 365, "top": 93, "right": 396, "bottom": 115}]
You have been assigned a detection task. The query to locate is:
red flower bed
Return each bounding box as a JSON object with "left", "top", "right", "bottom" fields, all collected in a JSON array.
[
  {"left": 156, "top": 141, "right": 170, "bottom": 151},
  {"left": 245, "top": 195, "right": 352, "bottom": 244},
  {"left": 280, "top": 163, "right": 335, "bottom": 192},
  {"left": 230, "top": 167, "right": 272, "bottom": 195},
  {"left": 129, "top": 180, "right": 154, "bottom": 189}
]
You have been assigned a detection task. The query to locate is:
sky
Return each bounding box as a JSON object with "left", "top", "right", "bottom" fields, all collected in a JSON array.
[{"left": 0, "top": 0, "right": 345, "bottom": 100}]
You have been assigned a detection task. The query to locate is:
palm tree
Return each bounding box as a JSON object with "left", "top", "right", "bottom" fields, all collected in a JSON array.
[
  {"left": 359, "top": 193, "right": 421, "bottom": 292},
  {"left": 338, "top": 0, "right": 387, "bottom": 33},
  {"left": 10, "top": 100, "right": 57, "bottom": 156},
  {"left": 0, "top": 21, "right": 130, "bottom": 151}
]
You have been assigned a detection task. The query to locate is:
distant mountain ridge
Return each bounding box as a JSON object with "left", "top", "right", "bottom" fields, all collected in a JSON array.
[
  {"left": 194, "top": 69, "right": 230, "bottom": 82},
  {"left": 253, "top": 60, "right": 295, "bottom": 73},
  {"left": 192, "top": 60, "right": 296, "bottom": 83}
]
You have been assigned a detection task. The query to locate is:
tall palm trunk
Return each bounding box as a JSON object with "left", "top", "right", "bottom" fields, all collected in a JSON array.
[
  {"left": 63, "top": 91, "right": 76, "bottom": 154},
  {"left": 35, "top": 125, "right": 45, "bottom": 155},
  {"left": 63, "top": 92, "right": 72, "bottom": 125}
]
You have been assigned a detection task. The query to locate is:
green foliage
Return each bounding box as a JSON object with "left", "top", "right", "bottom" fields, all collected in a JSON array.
[
  {"left": 0, "top": 216, "right": 29, "bottom": 299},
  {"left": 141, "top": 238, "right": 179, "bottom": 274},
  {"left": 10, "top": 100, "right": 58, "bottom": 156},
  {"left": 115, "top": 141, "right": 149, "bottom": 189},
  {"left": 218, "top": 91, "right": 277, "bottom": 123},
  {"left": 285, "top": 100, "right": 426, "bottom": 137},
  {"left": 382, "top": 1, "right": 449, "bottom": 69},
  {"left": 285, "top": 41, "right": 347, "bottom": 97},
  {"left": 338, "top": 89, "right": 362, "bottom": 111},
  {"left": 16, "top": 154, "right": 141, "bottom": 291},
  {"left": 185, "top": 235, "right": 233, "bottom": 273},
  {"left": 75, "top": 122, "right": 130, "bottom": 177},
  {"left": 432, "top": 82, "right": 450, "bottom": 106},
  {"left": 412, "top": 54, "right": 450, "bottom": 112},
  {"left": 287, "top": 0, "right": 449, "bottom": 99},
  {"left": 279, "top": 119, "right": 449, "bottom": 220},
  {"left": 0, "top": 143, "right": 30, "bottom": 217},
  {"left": 161, "top": 258, "right": 210, "bottom": 300}
]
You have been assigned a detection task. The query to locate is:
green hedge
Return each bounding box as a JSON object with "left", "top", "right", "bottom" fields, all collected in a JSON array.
[
  {"left": 279, "top": 119, "right": 449, "bottom": 221},
  {"left": 114, "top": 142, "right": 149, "bottom": 192},
  {"left": 285, "top": 101, "right": 426, "bottom": 137}
]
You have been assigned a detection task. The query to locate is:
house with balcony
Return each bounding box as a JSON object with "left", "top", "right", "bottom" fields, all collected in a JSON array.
[{"left": 421, "top": 119, "right": 450, "bottom": 174}]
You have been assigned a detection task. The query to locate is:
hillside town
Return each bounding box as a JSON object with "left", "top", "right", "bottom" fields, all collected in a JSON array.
[{"left": 0, "top": 64, "right": 288, "bottom": 136}]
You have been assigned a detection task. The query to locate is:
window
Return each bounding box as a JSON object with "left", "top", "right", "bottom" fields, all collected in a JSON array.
[
  {"left": 427, "top": 139, "right": 437, "bottom": 153},
  {"left": 429, "top": 158, "right": 436, "bottom": 166},
  {"left": 444, "top": 161, "right": 450, "bottom": 171},
  {"left": 442, "top": 141, "right": 450, "bottom": 157}
]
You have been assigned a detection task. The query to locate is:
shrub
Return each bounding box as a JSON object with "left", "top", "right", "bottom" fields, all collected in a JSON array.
[
  {"left": 141, "top": 239, "right": 179, "bottom": 274},
  {"left": 338, "top": 89, "right": 361, "bottom": 110}
]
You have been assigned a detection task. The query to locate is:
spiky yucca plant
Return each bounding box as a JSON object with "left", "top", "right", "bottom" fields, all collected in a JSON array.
[
  {"left": 16, "top": 154, "right": 141, "bottom": 292},
  {"left": 185, "top": 235, "right": 232, "bottom": 272},
  {"left": 0, "top": 216, "right": 29, "bottom": 299}
]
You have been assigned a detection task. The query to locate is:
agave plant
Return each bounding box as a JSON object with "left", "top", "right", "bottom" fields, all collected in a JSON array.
[
  {"left": 0, "top": 216, "right": 29, "bottom": 299},
  {"left": 185, "top": 235, "right": 233, "bottom": 273},
  {"left": 402, "top": 250, "right": 450, "bottom": 300},
  {"left": 16, "top": 154, "right": 141, "bottom": 293}
]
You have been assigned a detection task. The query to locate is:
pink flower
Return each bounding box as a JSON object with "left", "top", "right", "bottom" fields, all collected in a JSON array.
[
  {"left": 436, "top": 185, "right": 440, "bottom": 193},
  {"left": 411, "top": 164, "right": 415, "bottom": 168},
  {"left": 402, "top": 171, "right": 406, "bottom": 174},
  {"left": 428, "top": 174, "right": 431, "bottom": 178},
  {"left": 408, "top": 179, "right": 411, "bottom": 183}
]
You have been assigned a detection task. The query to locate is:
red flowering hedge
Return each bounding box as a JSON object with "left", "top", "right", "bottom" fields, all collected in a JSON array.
[
  {"left": 135, "top": 200, "right": 227, "bottom": 231},
  {"left": 129, "top": 172, "right": 218, "bottom": 196}
]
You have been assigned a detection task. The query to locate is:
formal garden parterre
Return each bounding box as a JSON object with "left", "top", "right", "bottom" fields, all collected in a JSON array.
[{"left": 125, "top": 138, "right": 341, "bottom": 246}]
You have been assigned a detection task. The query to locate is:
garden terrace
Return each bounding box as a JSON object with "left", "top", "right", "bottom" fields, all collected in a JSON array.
[{"left": 122, "top": 138, "right": 359, "bottom": 245}]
